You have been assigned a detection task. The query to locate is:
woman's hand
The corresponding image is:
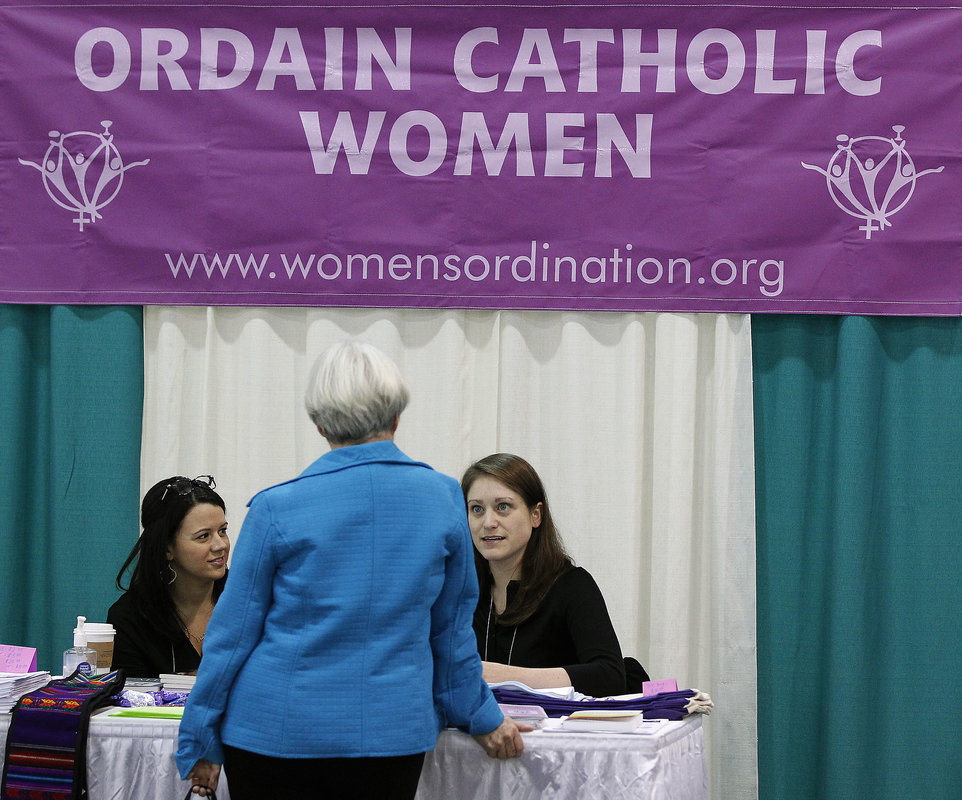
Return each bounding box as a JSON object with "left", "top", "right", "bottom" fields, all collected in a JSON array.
[
  {"left": 472, "top": 716, "right": 533, "bottom": 759},
  {"left": 186, "top": 759, "right": 221, "bottom": 796}
]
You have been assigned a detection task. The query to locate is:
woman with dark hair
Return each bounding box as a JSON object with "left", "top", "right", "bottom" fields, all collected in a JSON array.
[
  {"left": 107, "top": 475, "right": 229, "bottom": 679},
  {"left": 461, "top": 453, "right": 636, "bottom": 698}
]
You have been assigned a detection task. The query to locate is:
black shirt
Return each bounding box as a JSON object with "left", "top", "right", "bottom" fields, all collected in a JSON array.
[
  {"left": 473, "top": 566, "right": 626, "bottom": 697},
  {"left": 107, "top": 590, "right": 201, "bottom": 678}
]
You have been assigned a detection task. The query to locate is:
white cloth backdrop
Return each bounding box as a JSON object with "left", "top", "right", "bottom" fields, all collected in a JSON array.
[{"left": 141, "top": 306, "right": 758, "bottom": 799}]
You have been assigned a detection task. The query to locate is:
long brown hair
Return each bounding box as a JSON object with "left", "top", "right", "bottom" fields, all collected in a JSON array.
[{"left": 461, "top": 453, "right": 572, "bottom": 626}]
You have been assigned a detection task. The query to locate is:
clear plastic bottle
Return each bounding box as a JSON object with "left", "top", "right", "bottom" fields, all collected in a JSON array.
[{"left": 63, "top": 615, "right": 97, "bottom": 677}]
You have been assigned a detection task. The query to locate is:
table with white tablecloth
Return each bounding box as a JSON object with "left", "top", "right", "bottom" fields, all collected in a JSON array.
[
  {"left": 417, "top": 716, "right": 707, "bottom": 800},
  {"left": 1, "top": 710, "right": 706, "bottom": 800}
]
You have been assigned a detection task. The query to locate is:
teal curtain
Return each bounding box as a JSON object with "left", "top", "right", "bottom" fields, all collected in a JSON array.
[
  {"left": 0, "top": 305, "right": 143, "bottom": 673},
  {"left": 753, "top": 315, "right": 962, "bottom": 800}
]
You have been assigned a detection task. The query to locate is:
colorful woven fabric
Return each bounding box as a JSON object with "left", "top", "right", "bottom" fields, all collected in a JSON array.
[{"left": 1, "top": 670, "right": 124, "bottom": 800}]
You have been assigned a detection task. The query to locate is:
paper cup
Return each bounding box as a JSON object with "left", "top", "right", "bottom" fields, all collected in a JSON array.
[{"left": 77, "top": 623, "right": 115, "bottom": 670}]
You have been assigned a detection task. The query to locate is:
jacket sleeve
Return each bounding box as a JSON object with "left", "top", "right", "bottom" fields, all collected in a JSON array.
[
  {"left": 429, "top": 487, "right": 503, "bottom": 736},
  {"left": 175, "top": 494, "right": 279, "bottom": 776},
  {"left": 559, "top": 568, "right": 627, "bottom": 697}
]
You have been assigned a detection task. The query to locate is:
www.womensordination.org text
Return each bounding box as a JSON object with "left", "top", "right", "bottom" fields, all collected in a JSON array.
[{"left": 163, "top": 241, "right": 786, "bottom": 298}]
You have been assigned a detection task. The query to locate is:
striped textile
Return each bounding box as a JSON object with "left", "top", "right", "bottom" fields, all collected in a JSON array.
[{"left": 1, "top": 671, "right": 124, "bottom": 800}]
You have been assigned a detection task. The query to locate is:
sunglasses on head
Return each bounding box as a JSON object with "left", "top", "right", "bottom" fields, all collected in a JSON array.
[{"left": 161, "top": 475, "right": 216, "bottom": 502}]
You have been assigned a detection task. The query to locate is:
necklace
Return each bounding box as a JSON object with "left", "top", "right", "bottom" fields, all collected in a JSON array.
[
  {"left": 176, "top": 596, "right": 213, "bottom": 647},
  {"left": 178, "top": 609, "right": 209, "bottom": 646},
  {"left": 484, "top": 596, "right": 517, "bottom": 665},
  {"left": 183, "top": 627, "right": 205, "bottom": 644}
]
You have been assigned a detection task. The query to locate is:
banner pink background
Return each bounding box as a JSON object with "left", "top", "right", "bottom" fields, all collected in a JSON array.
[{"left": 2, "top": 2, "right": 960, "bottom": 314}]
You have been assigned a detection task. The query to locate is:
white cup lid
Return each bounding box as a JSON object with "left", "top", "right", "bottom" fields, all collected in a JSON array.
[{"left": 74, "top": 623, "right": 115, "bottom": 633}]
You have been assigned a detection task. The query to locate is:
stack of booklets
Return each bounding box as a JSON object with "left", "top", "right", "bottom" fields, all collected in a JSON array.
[
  {"left": 557, "top": 710, "right": 670, "bottom": 733},
  {"left": 159, "top": 673, "right": 196, "bottom": 691},
  {"left": 124, "top": 677, "right": 163, "bottom": 692},
  {"left": 0, "top": 671, "right": 51, "bottom": 713}
]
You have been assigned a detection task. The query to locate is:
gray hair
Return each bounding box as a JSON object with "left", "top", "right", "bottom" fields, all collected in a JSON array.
[{"left": 304, "top": 340, "right": 410, "bottom": 445}]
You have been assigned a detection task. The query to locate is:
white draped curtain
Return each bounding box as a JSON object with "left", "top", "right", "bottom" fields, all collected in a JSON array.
[{"left": 141, "top": 306, "right": 758, "bottom": 799}]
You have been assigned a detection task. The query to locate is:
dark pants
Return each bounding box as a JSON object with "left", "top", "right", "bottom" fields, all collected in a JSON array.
[{"left": 222, "top": 745, "right": 426, "bottom": 800}]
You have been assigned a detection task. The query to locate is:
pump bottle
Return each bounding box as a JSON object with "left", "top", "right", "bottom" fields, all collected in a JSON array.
[{"left": 63, "top": 615, "right": 97, "bottom": 677}]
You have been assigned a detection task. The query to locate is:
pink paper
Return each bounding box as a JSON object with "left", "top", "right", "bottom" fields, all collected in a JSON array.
[
  {"left": 642, "top": 678, "right": 678, "bottom": 696},
  {"left": 0, "top": 644, "right": 38, "bottom": 673}
]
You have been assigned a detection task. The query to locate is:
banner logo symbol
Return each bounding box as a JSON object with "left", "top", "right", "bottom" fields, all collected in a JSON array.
[
  {"left": 18, "top": 121, "right": 149, "bottom": 231},
  {"left": 802, "top": 126, "right": 943, "bottom": 240}
]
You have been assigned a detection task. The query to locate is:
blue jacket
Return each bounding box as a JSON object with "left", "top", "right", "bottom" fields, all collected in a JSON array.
[{"left": 176, "top": 440, "right": 502, "bottom": 773}]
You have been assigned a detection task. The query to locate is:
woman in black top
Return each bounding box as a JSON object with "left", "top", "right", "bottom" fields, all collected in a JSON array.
[
  {"left": 108, "top": 475, "right": 230, "bottom": 678},
  {"left": 461, "top": 454, "right": 640, "bottom": 698}
]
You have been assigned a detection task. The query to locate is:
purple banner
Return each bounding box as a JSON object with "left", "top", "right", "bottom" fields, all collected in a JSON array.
[{"left": 2, "top": 3, "right": 961, "bottom": 314}]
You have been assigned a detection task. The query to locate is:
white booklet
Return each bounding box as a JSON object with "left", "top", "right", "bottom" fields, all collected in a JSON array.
[{"left": 556, "top": 710, "right": 670, "bottom": 733}]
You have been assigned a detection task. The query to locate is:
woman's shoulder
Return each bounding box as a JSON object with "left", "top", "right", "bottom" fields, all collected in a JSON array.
[
  {"left": 550, "top": 565, "right": 602, "bottom": 595},
  {"left": 107, "top": 589, "right": 147, "bottom": 627},
  {"left": 107, "top": 589, "right": 136, "bottom": 615}
]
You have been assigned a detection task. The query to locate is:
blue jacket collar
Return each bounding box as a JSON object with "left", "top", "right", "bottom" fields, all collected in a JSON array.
[
  {"left": 248, "top": 440, "right": 431, "bottom": 506},
  {"left": 303, "top": 439, "right": 425, "bottom": 476}
]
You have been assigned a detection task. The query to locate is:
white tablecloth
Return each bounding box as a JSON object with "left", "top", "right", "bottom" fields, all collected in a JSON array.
[
  {"left": 1, "top": 711, "right": 706, "bottom": 800},
  {"left": 417, "top": 717, "right": 706, "bottom": 800}
]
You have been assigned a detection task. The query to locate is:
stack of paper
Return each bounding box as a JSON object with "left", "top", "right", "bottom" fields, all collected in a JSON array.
[
  {"left": 0, "top": 671, "right": 51, "bottom": 713},
  {"left": 159, "top": 673, "right": 196, "bottom": 691},
  {"left": 124, "top": 677, "right": 163, "bottom": 692}
]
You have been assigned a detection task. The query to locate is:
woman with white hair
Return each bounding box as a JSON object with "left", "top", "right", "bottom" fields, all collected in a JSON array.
[{"left": 176, "top": 340, "right": 527, "bottom": 800}]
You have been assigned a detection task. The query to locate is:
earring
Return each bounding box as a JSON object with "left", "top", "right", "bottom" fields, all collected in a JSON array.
[{"left": 165, "top": 564, "right": 177, "bottom": 585}]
